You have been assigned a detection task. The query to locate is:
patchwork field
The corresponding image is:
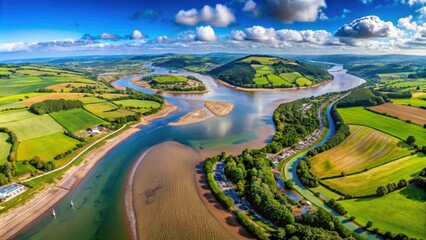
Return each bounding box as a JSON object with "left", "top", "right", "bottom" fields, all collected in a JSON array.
[
  {"left": 1, "top": 115, "right": 64, "bottom": 141},
  {"left": 295, "top": 77, "right": 312, "bottom": 86},
  {"left": 338, "top": 107, "right": 426, "bottom": 146},
  {"left": 46, "top": 83, "right": 94, "bottom": 92},
  {"left": 0, "top": 110, "right": 37, "bottom": 124},
  {"left": 279, "top": 72, "right": 303, "bottom": 82},
  {"left": 84, "top": 102, "right": 135, "bottom": 119},
  {"left": 390, "top": 79, "right": 426, "bottom": 88},
  {"left": 77, "top": 96, "right": 106, "bottom": 104},
  {"left": 96, "top": 93, "right": 128, "bottom": 99},
  {"left": 0, "top": 133, "right": 11, "bottom": 164},
  {"left": 254, "top": 76, "right": 269, "bottom": 85},
  {"left": 311, "top": 125, "right": 412, "bottom": 178},
  {"left": 340, "top": 184, "right": 426, "bottom": 239},
  {"left": 17, "top": 132, "right": 80, "bottom": 161},
  {"left": 51, "top": 108, "right": 105, "bottom": 132},
  {"left": 113, "top": 99, "right": 161, "bottom": 109},
  {"left": 22, "top": 93, "right": 86, "bottom": 106},
  {"left": 322, "top": 153, "right": 425, "bottom": 196},
  {"left": 369, "top": 103, "right": 426, "bottom": 125},
  {"left": 267, "top": 74, "right": 291, "bottom": 86},
  {"left": 151, "top": 75, "right": 187, "bottom": 83},
  {"left": 391, "top": 92, "right": 426, "bottom": 108}
]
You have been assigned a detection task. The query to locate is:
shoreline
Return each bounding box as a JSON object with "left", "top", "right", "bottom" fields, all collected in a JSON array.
[
  {"left": 216, "top": 78, "right": 333, "bottom": 92},
  {"left": 0, "top": 102, "right": 178, "bottom": 240}
]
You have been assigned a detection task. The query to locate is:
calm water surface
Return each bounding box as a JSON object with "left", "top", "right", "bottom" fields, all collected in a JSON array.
[{"left": 16, "top": 65, "right": 365, "bottom": 240}]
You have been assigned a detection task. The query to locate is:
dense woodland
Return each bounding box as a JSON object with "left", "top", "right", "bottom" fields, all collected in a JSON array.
[
  {"left": 336, "top": 88, "right": 385, "bottom": 108},
  {"left": 30, "top": 99, "right": 84, "bottom": 115}
]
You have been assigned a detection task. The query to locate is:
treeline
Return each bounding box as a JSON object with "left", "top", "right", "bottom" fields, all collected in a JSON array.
[
  {"left": 0, "top": 128, "right": 18, "bottom": 162},
  {"left": 233, "top": 210, "right": 269, "bottom": 240},
  {"left": 326, "top": 199, "right": 347, "bottom": 215},
  {"left": 296, "top": 156, "right": 319, "bottom": 187},
  {"left": 414, "top": 168, "right": 426, "bottom": 190},
  {"left": 30, "top": 99, "right": 83, "bottom": 115},
  {"left": 408, "top": 71, "right": 426, "bottom": 78},
  {"left": 265, "top": 99, "right": 319, "bottom": 153},
  {"left": 307, "top": 105, "right": 350, "bottom": 157},
  {"left": 224, "top": 148, "right": 294, "bottom": 227},
  {"left": 382, "top": 91, "right": 412, "bottom": 99},
  {"left": 209, "top": 61, "right": 256, "bottom": 86},
  {"left": 376, "top": 179, "right": 409, "bottom": 196},
  {"left": 27, "top": 156, "right": 56, "bottom": 172},
  {"left": 336, "top": 88, "right": 384, "bottom": 108}
]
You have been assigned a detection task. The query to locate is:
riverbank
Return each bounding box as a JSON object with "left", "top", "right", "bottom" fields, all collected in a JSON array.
[
  {"left": 216, "top": 79, "right": 333, "bottom": 92},
  {"left": 0, "top": 102, "right": 178, "bottom": 240},
  {"left": 129, "top": 141, "right": 233, "bottom": 240}
]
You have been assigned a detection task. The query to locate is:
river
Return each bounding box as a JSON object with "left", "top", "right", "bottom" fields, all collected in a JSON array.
[{"left": 15, "top": 64, "right": 365, "bottom": 239}]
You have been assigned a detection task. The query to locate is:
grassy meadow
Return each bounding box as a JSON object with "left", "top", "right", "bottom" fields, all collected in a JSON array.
[
  {"left": 2, "top": 115, "right": 64, "bottom": 141},
  {"left": 0, "top": 110, "right": 37, "bottom": 124},
  {"left": 84, "top": 102, "right": 135, "bottom": 119},
  {"left": 17, "top": 132, "right": 80, "bottom": 161},
  {"left": 51, "top": 108, "right": 106, "bottom": 132},
  {"left": 391, "top": 92, "right": 426, "bottom": 107},
  {"left": 151, "top": 75, "right": 187, "bottom": 83},
  {"left": 338, "top": 107, "right": 426, "bottom": 146},
  {"left": 340, "top": 184, "right": 426, "bottom": 239},
  {"left": 311, "top": 125, "right": 412, "bottom": 177},
  {"left": 0, "top": 133, "right": 11, "bottom": 164},
  {"left": 322, "top": 153, "right": 425, "bottom": 196}
]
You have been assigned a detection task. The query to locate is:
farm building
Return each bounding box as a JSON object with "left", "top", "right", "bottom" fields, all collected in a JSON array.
[
  {"left": 86, "top": 127, "right": 100, "bottom": 134},
  {"left": 0, "top": 183, "right": 26, "bottom": 201}
]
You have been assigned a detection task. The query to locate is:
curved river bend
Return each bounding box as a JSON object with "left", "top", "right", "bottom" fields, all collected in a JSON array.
[{"left": 16, "top": 65, "right": 365, "bottom": 240}]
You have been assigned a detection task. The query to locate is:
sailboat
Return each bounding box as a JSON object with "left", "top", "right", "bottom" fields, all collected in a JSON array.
[
  {"left": 70, "top": 200, "right": 74, "bottom": 208},
  {"left": 52, "top": 209, "right": 56, "bottom": 218}
]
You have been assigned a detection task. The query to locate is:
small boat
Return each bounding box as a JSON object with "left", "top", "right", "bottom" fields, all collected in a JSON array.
[
  {"left": 70, "top": 200, "right": 74, "bottom": 208},
  {"left": 52, "top": 209, "right": 56, "bottom": 218}
]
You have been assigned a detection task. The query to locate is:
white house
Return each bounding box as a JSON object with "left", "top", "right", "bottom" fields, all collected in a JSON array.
[{"left": 0, "top": 183, "right": 26, "bottom": 201}]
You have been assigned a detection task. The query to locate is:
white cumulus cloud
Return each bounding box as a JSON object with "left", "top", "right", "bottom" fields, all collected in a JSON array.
[
  {"left": 335, "top": 16, "right": 399, "bottom": 38},
  {"left": 175, "top": 4, "right": 236, "bottom": 27},
  {"left": 265, "top": 0, "right": 327, "bottom": 22},
  {"left": 131, "top": 30, "right": 145, "bottom": 39},
  {"left": 196, "top": 26, "right": 218, "bottom": 41}
]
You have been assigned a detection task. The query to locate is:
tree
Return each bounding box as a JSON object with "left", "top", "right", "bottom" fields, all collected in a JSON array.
[
  {"left": 406, "top": 136, "right": 416, "bottom": 145},
  {"left": 376, "top": 186, "right": 388, "bottom": 196},
  {"left": 366, "top": 221, "right": 373, "bottom": 228}
]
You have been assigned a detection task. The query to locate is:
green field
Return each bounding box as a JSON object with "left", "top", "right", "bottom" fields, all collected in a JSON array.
[
  {"left": 151, "top": 75, "right": 187, "bottom": 83},
  {"left": 254, "top": 76, "right": 269, "bottom": 85},
  {"left": 322, "top": 153, "right": 425, "bottom": 196},
  {"left": 338, "top": 107, "right": 426, "bottom": 146},
  {"left": 279, "top": 72, "right": 303, "bottom": 82},
  {"left": 390, "top": 79, "right": 426, "bottom": 88},
  {"left": 1, "top": 114, "right": 64, "bottom": 141},
  {"left": 51, "top": 108, "right": 106, "bottom": 132},
  {"left": 17, "top": 132, "right": 80, "bottom": 161},
  {"left": 340, "top": 184, "right": 426, "bottom": 239},
  {"left": 267, "top": 74, "right": 290, "bottom": 86},
  {"left": 295, "top": 77, "right": 312, "bottom": 86},
  {"left": 0, "top": 110, "right": 37, "bottom": 124},
  {"left": 0, "top": 92, "right": 47, "bottom": 103},
  {"left": 77, "top": 96, "right": 106, "bottom": 104},
  {"left": 311, "top": 125, "right": 412, "bottom": 177},
  {"left": 253, "top": 64, "right": 274, "bottom": 76},
  {"left": 84, "top": 102, "right": 135, "bottom": 119},
  {"left": 113, "top": 99, "right": 161, "bottom": 109},
  {"left": 0, "top": 133, "right": 11, "bottom": 164},
  {"left": 391, "top": 92, "right": 426, "bottom": 107}
]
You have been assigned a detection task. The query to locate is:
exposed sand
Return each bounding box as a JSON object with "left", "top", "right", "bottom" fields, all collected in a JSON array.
[
  {"left": 205, "top": 101, "right": 234, "bottom": 117},
  {"left": 0, "top": 103, "right": 178, "bottom": 240},
  {"left": 169, "top": 108, "right": 214, "bottom": 126},
  {"left": 216, "top": 78, "right": 332, "bottom": 92},
  {"left": 130, "top": 141, "right": 233, "bottom": 240}
]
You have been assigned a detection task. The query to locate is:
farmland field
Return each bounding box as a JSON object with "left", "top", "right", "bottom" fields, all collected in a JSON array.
[
  {"left": 322, "top": 153, "right": 425, "bottom": 196},
  {"left": 112, "top": 99, "right": 161, "bottom": 109},
  {"left": 267, "top": 74, "right": 291, "bottom": 86},
  {"left": 51, "top": 108, "right": 105, "bottom": 132},
  {"left": 0, "top": 110, "right": 37, "bottom": 124},
  {"left": 151, "top": 75, "right": 187, "bottom": 83},
  {"left": 279, "top": 72, "right": 303, "bottom": 82},
  {"left": 311, "top": 125, "right": 412, "bottom": 178},
  {"left": 84, "top": 102, "right": 135, "bottom": 119},
  {"left": 338, "top": 107, "right": 426, "bottom": 146},
  {"left": 369, "top": 103, "right": 426, "bottom": 125},
  {"left": 17, "top": 132, "right": 80, "bottom": 161},
  {"left": 97, "top": 93, "right": 128, "bottom": 99},
  {"left": 295, "top": 77, "right": 312, "bottom": 86},
  {"left": 77, "top": 96, "right": 106, "bottom": 104},
  {"left": 390, "top": 79, "right": 426, "bottom": 88},
  {"left": 391, "top": 92, "right": 426, "bottom": 108},
  {"left": 340, "top": 184, "right": 426, "bottom": 239},
  {"left": 253, "top": 76, "right": 269, "bottom": 85},
  {"left": 46, "top": 83, "right": 94, "bottom": 92},
  {"left": 1, "top": 114, "right": 64, "bottom": 141},
  {"left": 22, "top": 93, "right": 86, "bottom": 106},
  {"left": 0, "top": 133, "right": 11, "bottom": 164}
]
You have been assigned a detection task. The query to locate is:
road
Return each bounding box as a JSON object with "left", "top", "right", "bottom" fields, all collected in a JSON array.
[{"left": 281, "top": 98, "right": 382, "bottom": 240}]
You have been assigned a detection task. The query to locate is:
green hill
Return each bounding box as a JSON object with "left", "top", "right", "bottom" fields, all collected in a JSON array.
[{"left": 209, "top": 55, "right": 333, "bottom": 88}]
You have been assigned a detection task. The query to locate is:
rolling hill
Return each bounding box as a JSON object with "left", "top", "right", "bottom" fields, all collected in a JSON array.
[{"left": 209, "top": 55, "right": 333, "bottom": 88}]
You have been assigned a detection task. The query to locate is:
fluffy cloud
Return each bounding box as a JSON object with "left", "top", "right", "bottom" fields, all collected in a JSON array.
[
  {"left": 100, "top": 33, "right": 121, "bottom": 40},
  {"left": 360, "top": 0, "right": 372, "bottom": 4},
  {"left": 175, "top": 4, "right": 236, "bottom": 27},
  {"left": 242, "top": 0, "right": 260, "bottom": 16},
  {"left": 400, "top": 0, "right": 426, "bottom": 6},
  {"left": 265, "top": 0, "right": 326, "bottom": 22},
  {"left": 196, "top": 26, "right": 218, "bottom": 41},
  {"left": 335, "top": 16, "right": 399, "bottom": 38},
  {"left": 231, "top": 26, "right": 335, "bottom": 46},
  {"left": 131, "top": 30, "right": 145, "bottom": 39}
]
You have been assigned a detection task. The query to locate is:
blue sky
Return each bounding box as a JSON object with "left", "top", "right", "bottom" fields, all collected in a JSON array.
[{"left": 1, "top": 0, "right": 425, "bottom": 59}]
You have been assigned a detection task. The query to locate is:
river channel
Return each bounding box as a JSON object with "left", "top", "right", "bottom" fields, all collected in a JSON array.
[{"left": 16, "top": 64, "right": 365, "bottom": 239}]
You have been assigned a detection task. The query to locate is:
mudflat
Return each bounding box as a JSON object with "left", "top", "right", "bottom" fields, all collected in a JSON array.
[{"left": 132, "top": 141, "right": 231, "bottom": 240}]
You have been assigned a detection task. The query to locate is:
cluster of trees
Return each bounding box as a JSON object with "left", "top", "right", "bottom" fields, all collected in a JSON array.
[
  {"left": 209, "top": 61, "right": 256, "bottom": 86},
  {"left": 34, "top": 88, "right": 55, "bottom": 93},
  {"left": 108, "top": 114, "right": 140, "bottom": 130},
  {"left": 28, "top": 156, "right": 56, "bottom": 172},
  {"left": 408, "top": 72, "right": 426, "bottom": 79},
  {"left": 204, "top": 154, "right": 235, "bottom": 209},
  {"left": 326, "top": 199, "right": 347, "bottom": 215},
  {"left": 223, "top": 149, "right": 295, "bottom": 227},
  {"left": 0, "top": 163, "right": 15, "bottom": 186},
  {"left": 233, "top": 210, "right": 269, "bottom": 240},
  {"left": 308, "top": 105, "right": 350, "bottom": 157},
  {"left": 415, "top": 168, "right": 426, "bottom": 190},
  {"left": 70, "top": 85, "right": 97, "bottom": 93},
  {"left": 30, "top": 99, "right": 84, "bottom": 115},
  {"left": 0, "top": 128, "right": 18, "bottom": 162},
  {"left": 383, "top": 91, "right": 412, "bottom": 99},
  {"left": 376, "top": 179, "right": 409, "bottom": 196},
  {"left": 65, "top": 131, "right": 86, "bottom": 142},
  {"left": 296, "top": 157, "right": 319, "bottom": 188},
  {"left": 54, "top": 143, "right": 84, "bottom": 160},
  {"left": 265, "top": 99, "right": 320, "bottom": 153},
  {"left": 336, "top": 88, "right": 385, "bottom": 108}
]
